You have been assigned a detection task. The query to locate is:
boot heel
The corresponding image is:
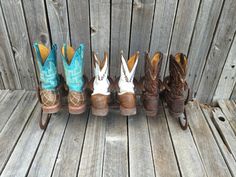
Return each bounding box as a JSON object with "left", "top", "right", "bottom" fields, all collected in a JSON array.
[
  {"left": 145, "top": 110, "right": 157, "bottom": 117},
  {"left": 120, "top": 106, "right": 136, "bottom": 116},
  {"left": 42, "top": 102, "right": 61, "bottom": 114},
  {"left": 92, "top": 106, "right": 108, "bottom": 117},
  {"left": 69, "top": 104, "right": 86, "bottom": 115}
]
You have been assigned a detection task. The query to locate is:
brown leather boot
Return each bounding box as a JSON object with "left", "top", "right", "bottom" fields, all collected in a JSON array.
[
  {"left": 61, "top": 44, "right": 86, "bottom": 114},
  {"left": 68, "top": 91, "right": 86, "bottom": 114},
  {"left": 118, "top": 51, "right": 139, "bottom": 116},
  {"left": 38, "top": 87, "right": 61, "bottom": 113},
  {"left": 90, "top": 52, "right": 110, "bottom": 116},
  {"left": 33, "top": 43, "right": 62, "bottom": 114},
  {"left": 164, "top": 53, "right": 191, "bottom": 130},
  {"left": 142, "top": 52, "right": 163, "bottom": 117}
]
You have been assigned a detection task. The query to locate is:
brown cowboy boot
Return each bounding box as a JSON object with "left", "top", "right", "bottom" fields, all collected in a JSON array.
[
  {"left": 164, "top": 53, "right": 191, "bottom": 130},
  {"left": 118, "top": 51, "right": 139, "bottom": 116},
  {"left": 90, "top": 52, "right": 110, "bottom": 116},
  {"left": 61, "top": 44, "right": 86, "bottom": 114},
  {"left": 33, "top": 43, "right": 62, "bottom": 114},
  {"left": 142, "top": 51, "right": 163, "bottom": 117}
]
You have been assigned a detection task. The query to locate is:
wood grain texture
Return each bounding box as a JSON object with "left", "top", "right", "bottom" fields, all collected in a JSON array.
[
  {"left": 0, "top": 90, "right": 9, "bottom": 102},
  {"left": 27, "top": 109, "right": 69, "bottom": 177},
  {"left": 52, "top": 111, "right": 89, "bottom": 177},
  {"left": 196, "top": 0, "right": 236, "bottom": 102},
  {"left": 67, "top": 0, "right": 91, "bottom": 78},
  {"left": 0, "top": 6, "right": 21, "bottom": 89},
  {"left": 0, "top": 104, "right": 43, "bottom": 177},
  {"left": 0, "top": 75, "right": 4, "bottom": 89},
  {"left": 201, "top": 105, "right": 236, "bottom": 177},
  {"left": 187, "top": 0, "right": 224, "bottom": 96},
  {"left": 149, "top": 0, "right": 178, "bottom": 79},
  {"left": 231, "top": 85, "right": 236, "bottom": 100},
  {"left": 46, "top": 0, "right": 70, "bottom": 76},
  {"left": 129, "top": 0, "right": 155, "bottom": 77},
  {"left": 164, "top": 102, "right": 207, "bottom": 177},
  {"left": 128, "top": 109, "right": 155, "bottom": 177},
  {"left": 77, "top": 115, "right": 106, "bottom": 177},
  {"left": 165, "top": 0, "right": 201, "bottom": 76},
  {"left": 213, "top": 35, "right": 236, "bottom": 101},
  {"left": 186, "top": 101, "right": 231, "bottom": 177},
  {"left": 89, "top": 0, "right": 110, "bottom": 60},
  {"left": 0, "top": 1, "right": 26, "bottom": 90},
  {"left": 0, "top": 90, "right": 25, "bottom": 131},
  {"left": 103, "top": 110, "right": 128, "bottom": 177},
  {"left": 110, "top": 0, "right": 132, "bottom": 78},
  {"left": 22, "top": 0, "right": 50, "bottom": 46},
  {"left": 1, "top": 0, "right": 37, "bottom": 89},
  {"left": 211, "top": 108, "right": 236, "bottom": 160},
  {"left": 218, "top": 100, "right": 236, "bottom": 134},
  {"left": 148, "top": 105, "right": 180, "bottom": 177},
  {"left": 0, "top": 91, "right": 37, "bottom": 173}
]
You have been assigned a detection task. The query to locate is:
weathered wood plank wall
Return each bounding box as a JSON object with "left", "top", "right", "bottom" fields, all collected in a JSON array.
[{"left": 0, "top": 0, "right": 235, "bottom": 103}]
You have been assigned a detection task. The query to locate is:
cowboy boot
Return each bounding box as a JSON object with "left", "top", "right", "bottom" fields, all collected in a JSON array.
[
  {"left": 118, "top": 51, "right": 139, "bottom": 116},
  {"left": 90, "top": 52, "right": 110, "bottom": 116},
  {"left": 164, "top": 53, "right": 190, "bottom": 129},
  {"left": 142, "top": 51, "right": 163, "bottom": 117},
  {"left": 33, "top": 42, "right": 61, "bottom": 113},
  {"left": 61, "top": 44, "right": 86, "bottom": 114}
]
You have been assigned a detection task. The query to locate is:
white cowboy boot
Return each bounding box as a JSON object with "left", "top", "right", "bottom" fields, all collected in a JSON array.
[
  {"left": 118, "top": 51, "right": 139, "bottom": 116},
  {"left": 91, "top": 52, "right": 110, "bottom": 116}
]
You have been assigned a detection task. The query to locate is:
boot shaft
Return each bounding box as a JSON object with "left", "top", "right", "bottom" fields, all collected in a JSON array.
[
  {"left": 143, "top": 52, "right": 163, "bottom": 95},
  {"left": 33, "top": 43, "right": 59, "bottom": 91},
  {"left": 169, "top": 53, "right": 188, "bottom": 95},
  {"left": 118, "top": 51, "right": 139, "bottom": 94},
  {"left": 61, "top": 44, "right": 85, "bottom": 92},
  {"left": 92, "top": 52, "right": 110, "bottom": 95}
]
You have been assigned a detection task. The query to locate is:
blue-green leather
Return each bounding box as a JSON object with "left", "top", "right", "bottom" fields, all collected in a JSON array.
[
  {"left": 33, "top": 43, "right": 59, "bottom": 91},
  {"left": 61, "top": 44, "right": 85, "bottom": 92}
]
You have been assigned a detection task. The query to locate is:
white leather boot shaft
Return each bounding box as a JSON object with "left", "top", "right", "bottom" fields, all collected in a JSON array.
[
  {"left": 92, "top": 53, "right": 110, "bottom": 96},
  {"left": 118, "top": 54, "right": 139, "bottom": 95}
]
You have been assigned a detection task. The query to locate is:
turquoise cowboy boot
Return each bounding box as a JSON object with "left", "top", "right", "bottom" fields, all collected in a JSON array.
[
  {"left": 61, "top": 43, "right": 86, "bottom": 114},
  {"left": 33, "top": 42, "right": 61, "bottom": 116}
]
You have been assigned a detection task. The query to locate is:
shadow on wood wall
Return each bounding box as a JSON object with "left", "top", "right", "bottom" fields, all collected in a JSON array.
[{"left": 0, "top": 0, "right": 235, "bottom": 103}]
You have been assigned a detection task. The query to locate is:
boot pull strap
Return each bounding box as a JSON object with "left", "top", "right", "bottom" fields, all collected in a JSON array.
[
  {"left": 63, "top": 44, "right": 67, "bottom": 61},
  {"left": 33, "top": 43, "right": 43, "bottom": 67}
]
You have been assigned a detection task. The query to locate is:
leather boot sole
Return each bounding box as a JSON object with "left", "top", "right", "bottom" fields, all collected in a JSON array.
[
  {"left": 145, "top": 110, "right": 157, "bottom": 117},
  {"left": 42, "top": 102, "right": 61, "bottom": 114},
  {"left": 69, "top": 104, "right": 86, "bottom": 114},
  {"left": 92, "top": 106, "right": 108, "bottom": 117},
  {"left": 120, "top": 106, "right": 136, "bottom": 116}
]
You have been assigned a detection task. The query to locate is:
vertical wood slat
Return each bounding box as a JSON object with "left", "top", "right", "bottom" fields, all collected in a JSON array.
[
  {"left": 164, "top": 102, "right": 208, "bottom": 177},
  {"left": 149, "top": 0, "right": 178, "bottom": 79},
  {"left": 164, "top": 0, "right": 201, "bottom": 76},
  {"left": 196, "top": 0, "right": 236, "bottom": 103},
  {"left": 89, "top": 0, "right": 110, "bottom": 62},
  {"left": 1, "top": 0, "right": 36, "bottom": 89},
  {"left": 213, "top": 34, "right": 236, "bottom": 101},
  {"left": 187, "top": 0, "right": 224, "bottom": 96},
  {"left": 0, "top": 5, "right": 21, "bottom": 89},
  {"left": 231, "top": 85, "right": 236, "bottom": 100},
  {"left": 128, "top": 109, "right": 155, "bottom": 177},
  {"left": 186, "top": 101, "right": 231, "bottom": 177},
  {"left": 22, "top": 0, "right": 50, "bottom": 47},
  {"left": 110, "top": 0, "right": 132, "bottom": 78},
  {"left": 1, "top": 0, "right": 37, "bottom": 89},
  {"left": 0, "top": 74, "right": 5, "bottom": 89},
  {"left": 102, "top": 110, "right": 128, "bottom": 177},
  {"left": 67, "top": 0, "right": 92, "bottom": 78},
  {"left": 22, "top": 0, "right": 50, "bottom": 83},
  {"left": 129, "top": 0, "right": 155, "bottom": 78},
  {"left": 45, "top": 0, "right": 70, "bottom": 77}
]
